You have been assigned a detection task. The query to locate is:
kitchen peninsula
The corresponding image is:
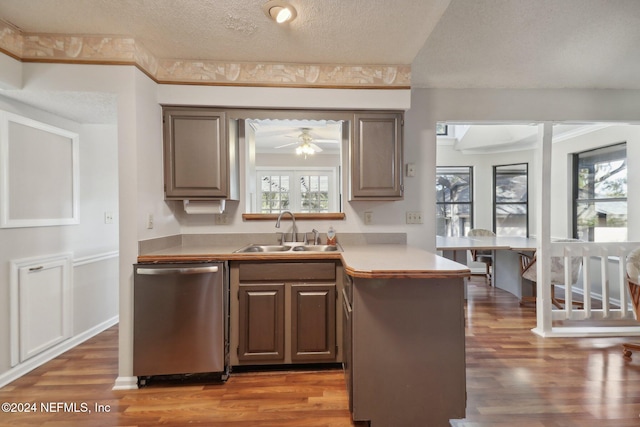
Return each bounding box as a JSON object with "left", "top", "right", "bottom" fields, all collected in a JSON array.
[{"left": 137, "top": 234, "right": 469, "bottom": 427}]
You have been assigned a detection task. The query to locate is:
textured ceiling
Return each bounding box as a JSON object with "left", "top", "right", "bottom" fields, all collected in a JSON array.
[
  {"left": 1, "top": 0, "right": 640, "bottom": 124},
  {"left": 412, "top": 0, "right": 640, "bottom": 89},
  {"left": 1, "top": 0, "right": 638, "bottom": 88},
  {"left": 0, "top": 0, "right": 449, "bottom": 65}
]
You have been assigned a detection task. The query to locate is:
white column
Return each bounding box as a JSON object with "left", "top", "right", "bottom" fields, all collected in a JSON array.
[{"left": 532, "top": 122, "right": 553, "bottom": 336}]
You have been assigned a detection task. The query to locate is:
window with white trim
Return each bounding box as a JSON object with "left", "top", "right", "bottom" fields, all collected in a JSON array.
[
  {"left": 257, "top": 167, "right": 338, "bottom": 213},
  {"left": 493, "top": 163, "right": 528, "bottom": 237},
  {"left": 573, "top": 143, "right": 627, "bottom": 242},
  {"left": 436, "top": 166, "right": 473, "bottom": 237}
]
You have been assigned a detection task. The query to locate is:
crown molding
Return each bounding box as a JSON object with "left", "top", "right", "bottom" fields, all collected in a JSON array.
[{"left": 0, "top": 20, "right": 410, "bottom": 89}]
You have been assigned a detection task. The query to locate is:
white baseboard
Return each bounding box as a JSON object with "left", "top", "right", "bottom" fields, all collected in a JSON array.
[
  {"left": 112, "top": 376, "right": 139, "bottom": 390},
  {"left": 0, "top": 315, "right": 118, "bottom": 389}
]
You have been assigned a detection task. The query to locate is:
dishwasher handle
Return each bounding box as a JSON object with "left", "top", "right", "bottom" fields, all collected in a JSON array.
[{"left": 137, "top": 265, "right": 219, "bottom": 275}]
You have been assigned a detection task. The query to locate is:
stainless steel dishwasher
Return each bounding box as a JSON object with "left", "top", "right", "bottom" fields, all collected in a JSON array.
[{"left": 133, "top": 262, "right": 229, "bottom": 381}]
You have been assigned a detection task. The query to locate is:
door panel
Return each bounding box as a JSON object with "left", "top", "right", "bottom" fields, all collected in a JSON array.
[
  {"left": 291, "top": 283, "right": 336, "bottom": 361},
  {"left": 238, "top": 283, "right": 285, "bottom": 362}
]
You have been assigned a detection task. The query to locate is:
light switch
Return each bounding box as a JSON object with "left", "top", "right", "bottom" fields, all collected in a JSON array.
[{"left": 406, "top": 163, "right": 416, "bottom": 177}]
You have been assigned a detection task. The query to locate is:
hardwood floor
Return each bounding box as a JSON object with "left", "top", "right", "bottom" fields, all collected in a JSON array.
[
  {"left": 2, "top": 276, "right": 640, "bottom": 426},
  {"left": 456, "top": 277, "right": 640, "bottom": 427}
]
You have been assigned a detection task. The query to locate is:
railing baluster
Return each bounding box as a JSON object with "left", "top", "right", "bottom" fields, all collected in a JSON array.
[
  {"left": 564, "top": 247, "right": 572, "bottom": 319},
  {"left": 619, "top": 246, "right": 628, "bottom": 318},
  {"left": 582, "top": 245, "right": 591, "bottom": 318},
  {"left": 599, "top": 248, "right": 607, "bottom": 318}
]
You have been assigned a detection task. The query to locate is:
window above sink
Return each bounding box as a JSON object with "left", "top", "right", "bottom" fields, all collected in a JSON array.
[
  {"left": 231, "top": 110, "right": 350, "bottom": 221},
  {"left": 246, "top": 118, "right": 344, "bottom": 215}
]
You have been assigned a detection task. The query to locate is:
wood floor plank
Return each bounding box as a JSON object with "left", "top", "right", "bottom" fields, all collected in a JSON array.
[{"left": 2, "top": 276, "right": 640, "bottom": 426}]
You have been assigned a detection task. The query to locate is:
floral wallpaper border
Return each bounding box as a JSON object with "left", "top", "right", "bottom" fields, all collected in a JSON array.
[{"left": 0, "top": 20, "right": 411, "bottom": 88}]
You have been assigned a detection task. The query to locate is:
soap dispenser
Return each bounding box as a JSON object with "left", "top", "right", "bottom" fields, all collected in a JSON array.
[{"left": 327, "top": 226, "right": 336, "bottom": 246}]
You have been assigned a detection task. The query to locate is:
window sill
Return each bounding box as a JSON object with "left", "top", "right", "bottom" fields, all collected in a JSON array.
[{"left": 242, "top": 213, "right": 346, "bottom": 221}]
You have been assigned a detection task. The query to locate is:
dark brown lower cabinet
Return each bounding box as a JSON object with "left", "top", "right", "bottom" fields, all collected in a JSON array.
[
  {"left": 237, "top": 283, "right": 285, "bottom": 363},
  {"left": 230, "top": 261, "right": 342, "bottom": 366},
  {"left": 291, "top": 284, "right": 336, "bottom": 361}
]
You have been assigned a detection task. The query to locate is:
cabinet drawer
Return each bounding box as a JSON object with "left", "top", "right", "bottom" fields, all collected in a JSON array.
[{"left": 239, "top": 262, "right": 336, "bottom": 282}]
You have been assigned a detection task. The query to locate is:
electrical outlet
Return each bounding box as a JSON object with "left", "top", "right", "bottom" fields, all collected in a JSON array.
[
  {"left": 364, "top": 211, "right": 373, "bottom": 225},
  {"left": 215, "top": 214, "right": 228, "bottom": 225},
  {"left": 146, "top": 213, "right": 154, "bottom": 229},
  {"left": 406, "top": 211, "right": 424, "bottom": 224},
  {"left": 104, "top": 212, "right": 114, "bottom": 224}
]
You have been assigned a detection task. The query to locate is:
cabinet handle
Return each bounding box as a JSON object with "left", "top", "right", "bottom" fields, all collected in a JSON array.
[
  {"left": 29, "top": 266, "right": 44, "bottom": 272},
  {"left": 342, "top": 289, "right": 352, "bottom": 314},
  {"left": 137, "top": 266, "right": 219, "bottom": 275}
]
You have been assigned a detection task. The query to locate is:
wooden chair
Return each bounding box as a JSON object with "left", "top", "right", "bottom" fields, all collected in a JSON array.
[
  {"left": 519, "top": 240, "right": 583, "bottom": 309},
  {"left": 622, "top": 247, "right": 640, "bottom": 360},
  {"left": 519, "top": 251, "right": 537, "bottom": 306},
  {"left": 467, "top": 229, "right": 495, "bottom": 285}
]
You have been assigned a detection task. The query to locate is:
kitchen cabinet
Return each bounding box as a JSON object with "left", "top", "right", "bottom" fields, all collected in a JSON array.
[
  {"left": 291, "top": 283, "right": 336, "bottom": 361},
  {"left": 344, "top": 274, "right": 466, "bottom": 426},
  {"left": 350, "top": 112, "right": 404, "bottom": 200},
  {"left": 230, "top": 261, "right": 342, "bottom": 366},
  {"left": 237, "top": 283, "right": 285, "bottom": 363},
  {"left": 162, "top": 107, "right": 239, "bottom": 200}
]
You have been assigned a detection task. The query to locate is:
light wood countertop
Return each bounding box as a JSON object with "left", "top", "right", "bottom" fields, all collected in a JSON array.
[
  {"left": 137, "top": 243, "right": 470, "bottom": 280},
  {"left": 340, "top": 244, "right": 470, "bottom": 279}
]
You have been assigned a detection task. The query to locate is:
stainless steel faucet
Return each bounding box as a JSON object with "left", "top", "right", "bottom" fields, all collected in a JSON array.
[{"left": 275, "top": 210, "right": 298, "bottom": 242}]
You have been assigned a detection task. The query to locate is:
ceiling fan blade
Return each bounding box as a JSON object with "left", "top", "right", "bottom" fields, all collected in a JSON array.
[
  {"left": 313, "top": 139, "right": 340, "bottom": 144},
  {"left": 310, "top": 143, "right": 323, "bottom": 152},
  {"left": 275, "top": 141, "right": 298, "bottom": 149}
]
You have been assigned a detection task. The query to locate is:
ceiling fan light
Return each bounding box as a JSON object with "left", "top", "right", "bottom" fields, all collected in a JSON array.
[
  {"left": 275, "top": 7, "right": 292, "bottom": 23},
  {"left": 296, "top": 141, "right": 315, "bottom": 157},
  {"left": 263, "top": 1, "right": 297, "bottom": 24}
]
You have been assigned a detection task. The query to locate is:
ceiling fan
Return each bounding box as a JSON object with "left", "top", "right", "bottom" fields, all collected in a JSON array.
[{"left": 274, "top": 128, "right": 339, "bottom": 156}]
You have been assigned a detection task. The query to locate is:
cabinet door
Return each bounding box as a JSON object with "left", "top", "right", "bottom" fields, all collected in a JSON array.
[
  {"left": 291, "top": 283, "right": 336, "bottom": 362},
  {"left": 10, "top": 254, "right": 73, "bottom": 366},
  {"left": 238, "top": 283, "right": 285, "bottom": 363},
  {"left": 163, "top": 108, "right": 229, "bottom": 199},
  {"left": 351, "top": 112, "right": 403, "bottom": 200}
]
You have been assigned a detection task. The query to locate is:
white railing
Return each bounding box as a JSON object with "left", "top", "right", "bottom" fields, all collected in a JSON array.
[{"left": 535, "top": 241, "right": 640, "bottom": 337}]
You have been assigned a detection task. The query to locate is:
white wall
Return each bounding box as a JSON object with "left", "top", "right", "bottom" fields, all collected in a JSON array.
[
  {"left": 0, "top": 96, "right": 119, "bottom": 378},
  {"left": 256, "top": 152, "right": 340, "bottom": 168}
]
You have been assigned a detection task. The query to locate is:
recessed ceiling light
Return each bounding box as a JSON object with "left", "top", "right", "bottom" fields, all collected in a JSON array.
[{"left": 262, "top": 0, "right": 297, "bottom": 24}]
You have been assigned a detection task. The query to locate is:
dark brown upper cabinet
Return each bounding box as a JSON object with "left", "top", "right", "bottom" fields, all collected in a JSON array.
[
  {"left": 163, "top": 107, "right": 239, "bottom": 200},
  {"left": 350, "top": 112, "right": 404, "bottom": 200}
]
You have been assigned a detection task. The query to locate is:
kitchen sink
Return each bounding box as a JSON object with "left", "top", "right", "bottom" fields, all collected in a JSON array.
[
  {"left": 234, "top": 245, "right": 291, "bottom": 253},
  {"left": 290, "top": 245, "right": 340, "bottom": 252},
  {"left": 234, "top": 244, "right": 341, "bottom": 253}
]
